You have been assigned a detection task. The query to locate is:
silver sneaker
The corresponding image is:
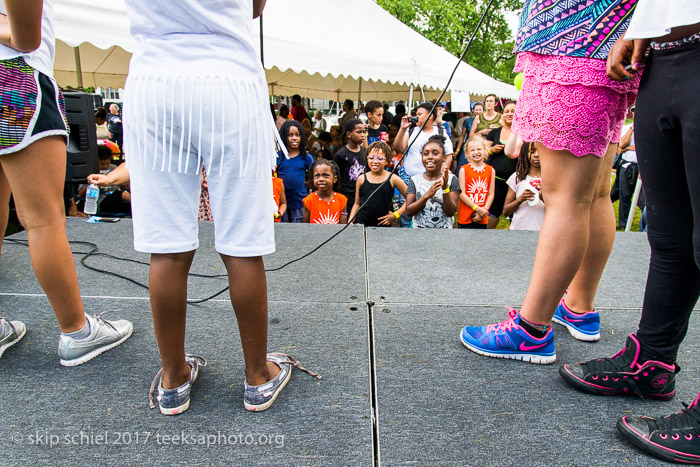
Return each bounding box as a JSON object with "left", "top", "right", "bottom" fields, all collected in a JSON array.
[
  {"left": 58, "top": 312, "right": 133, "bottom": 366},
  {"left": 0, "top": 318, "right": 26, "bottom": 359}
]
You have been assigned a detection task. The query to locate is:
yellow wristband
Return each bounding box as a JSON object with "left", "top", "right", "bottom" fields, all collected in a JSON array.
[
  {"left": 444, "top": 187, "right": 450, "bottom": 194},
  {"left": 394, "top": 211, "right": 400, "bottom": 219},
  {"left": 472, "top": 204, "right": 478, "bottom": 211}
]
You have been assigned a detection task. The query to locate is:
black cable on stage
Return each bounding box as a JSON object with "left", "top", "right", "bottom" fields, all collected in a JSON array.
[
  {"left": 1, "top": 0, "right": 496, "bottom": 304},
  {"left": 2, "top": 238, "right": 227, "bottom": 303}
]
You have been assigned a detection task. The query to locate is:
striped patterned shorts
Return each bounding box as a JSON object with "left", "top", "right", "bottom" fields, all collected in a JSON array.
[{"left": 0, "top": 57, "right": 68, "bottom": 155}]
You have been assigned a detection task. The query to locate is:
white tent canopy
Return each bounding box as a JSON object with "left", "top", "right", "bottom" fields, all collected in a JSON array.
[{"left": 53, "top": 0, "right": 518, "bottom": 101}]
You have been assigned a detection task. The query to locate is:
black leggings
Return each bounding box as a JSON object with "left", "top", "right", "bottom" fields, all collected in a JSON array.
[{"left": 634, "top": 41, "right": 700, "bottom": 363}]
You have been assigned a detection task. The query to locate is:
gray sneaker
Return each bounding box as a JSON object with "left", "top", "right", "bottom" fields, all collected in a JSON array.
[
  {"left": 0, "top": 318, "right": 26, "bottom": 359},
  {"left": 149, "top": 355, "right": 207, "bottom": 416},
  {"left": 243, "top": 353, "right": 321, "bottom": 412},
  {"left": 58, "top": 312, "right": 133, "bottom": 366}
]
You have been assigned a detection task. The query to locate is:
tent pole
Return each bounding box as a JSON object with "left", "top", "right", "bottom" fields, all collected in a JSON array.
[
  {"left": 420, "top": 86, "right": 425, "bottom": 102},
  {"left": 358, "top": 78, "right": 363, "bottom": 107},
  {"left": 408, "top": 84, "right": 414, "bottom": 109},
  {"left": 73, "top": 47, "right": 83, "bottom": 89}
]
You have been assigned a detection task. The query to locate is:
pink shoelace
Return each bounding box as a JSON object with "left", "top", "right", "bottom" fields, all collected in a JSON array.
[{"left": 485, "top": 309, "right": 520, "bottom": 334}]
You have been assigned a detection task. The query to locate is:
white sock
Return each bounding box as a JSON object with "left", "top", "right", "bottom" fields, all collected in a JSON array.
[{"left": 62, "top": 316, "right": 91, "bottom": 339}]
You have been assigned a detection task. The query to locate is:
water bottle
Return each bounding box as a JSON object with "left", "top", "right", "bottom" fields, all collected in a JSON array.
[{"left": 84, "top": 184, "right": 99, "bottom": 215}]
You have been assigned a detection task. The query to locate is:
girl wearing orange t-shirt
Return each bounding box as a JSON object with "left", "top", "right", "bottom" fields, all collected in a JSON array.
[
  {"left": 272, "top": 172, "right": 287, "bottom": 223},
  {"left": 458, "top": 135, "right": 495, "bottom": 229},
  {"left": 302, "top": 159, "right": 348, "bottom": 224}
]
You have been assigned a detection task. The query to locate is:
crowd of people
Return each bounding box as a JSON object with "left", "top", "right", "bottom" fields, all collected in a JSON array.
[
  {"left": 89, "top": 89, "right": 643, "bottom": 235},
  {"left": 0, "top": 0, "right": 698, "bottom": 464},
  {"left": 270, "top": 95, "right": 549, "bottom": 231}
]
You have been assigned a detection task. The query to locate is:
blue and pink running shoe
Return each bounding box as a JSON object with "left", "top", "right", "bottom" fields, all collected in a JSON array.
[
  {"left": 552, "top": 299, "right": 600, "bottom": 342},
  {"left": 460, "top": 309, "right": 556, "bottom": 365}
]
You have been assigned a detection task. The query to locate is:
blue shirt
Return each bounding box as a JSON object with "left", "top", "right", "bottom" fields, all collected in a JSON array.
[{"left": 276, "top": 151, "right": 313, "bottom": 209}]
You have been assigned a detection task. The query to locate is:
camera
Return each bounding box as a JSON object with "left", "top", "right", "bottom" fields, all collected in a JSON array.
[{"left": 408, "top": 116, "right": 419, "bottom": 124}]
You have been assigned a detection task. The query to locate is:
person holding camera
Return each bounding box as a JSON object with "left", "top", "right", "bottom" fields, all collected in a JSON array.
[{"left": 393, "top": 102, "right": 454, "bottom": 179}]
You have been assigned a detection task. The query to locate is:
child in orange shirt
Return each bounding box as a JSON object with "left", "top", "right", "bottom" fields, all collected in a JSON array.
[
  {"left": 303, "top": 159, "right": 348, "bottom": 224},
  {"left": 272, "top": 172, "right": 286, "bottom": 222},
  {"left": 458, "top": 135, "right": 496, "bottom": 229}
]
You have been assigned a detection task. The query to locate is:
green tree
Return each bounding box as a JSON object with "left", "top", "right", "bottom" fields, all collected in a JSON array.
[{"left": 376, "top": 0, "right": 522, "bottom": 85}]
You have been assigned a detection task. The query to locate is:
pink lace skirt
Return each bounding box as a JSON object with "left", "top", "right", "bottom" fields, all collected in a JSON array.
[{"left": 512, "top": 52, "right": 641, "bottom": 157}]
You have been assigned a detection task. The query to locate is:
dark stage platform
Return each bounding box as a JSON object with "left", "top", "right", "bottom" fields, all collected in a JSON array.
[{"left": 0, "top": 219, "right": 697, "bottom": 466}]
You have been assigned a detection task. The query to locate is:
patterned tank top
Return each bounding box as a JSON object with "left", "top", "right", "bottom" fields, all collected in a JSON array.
[{"left": 514, "top": 0, "right": 638, "bottom": 60}]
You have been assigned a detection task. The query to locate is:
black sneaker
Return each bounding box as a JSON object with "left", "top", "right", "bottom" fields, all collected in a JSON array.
[
  {"left": 617, "top": 392, "right": 700, "bottom": 464},
  {"left": 559, "top": 334, "right": 679, "bottom": 400}
]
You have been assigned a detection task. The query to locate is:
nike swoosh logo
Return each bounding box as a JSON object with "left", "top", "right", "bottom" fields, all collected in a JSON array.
[
  {"left": 564, "top": 315, "right": 584, "bottom": 323},
  {"left": 520, "top": 342, "right": 548, "bottom": 351}
]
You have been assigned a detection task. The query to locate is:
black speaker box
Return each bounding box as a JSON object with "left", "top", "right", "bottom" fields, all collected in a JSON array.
[
  {"left": 92, "top": 94, "right": 104, "bottom": 109},
  {"left": 64, "top": 92, "right": 98, "bottom": 182}
]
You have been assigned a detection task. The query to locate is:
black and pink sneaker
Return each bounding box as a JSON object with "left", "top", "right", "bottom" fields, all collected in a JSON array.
[
  {"left": 617, "top": 392, "right": 700, "bottom": 464},
  {"left": 559, "top": 334, "right": 679, "bottom": 400}
]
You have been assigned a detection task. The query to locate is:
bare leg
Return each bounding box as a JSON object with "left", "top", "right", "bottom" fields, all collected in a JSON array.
[
  {"left": 149, "top": 251, "right": 195, "bottom": 389},
  {"left": 0, "top": 136, "right": 85, "bottom": 332},
  {"left": 220, "top": 255, "right": 279, "bottom": 386},
  {"left": 0, "top": 167, "right": 10, "bottom": 260},
  {"left": 565, "top": 144, "right": 618, "bottom": 312},
  {"left": 519, "top": 143, "right": 605, "bottom": 325}
]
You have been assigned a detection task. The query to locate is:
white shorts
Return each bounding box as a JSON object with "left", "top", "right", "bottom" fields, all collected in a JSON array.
[{"left": 123, "top": 74, "right": 277, "bottom": 256}]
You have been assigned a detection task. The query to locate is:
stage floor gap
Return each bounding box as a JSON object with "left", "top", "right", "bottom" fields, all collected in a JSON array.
[{"left": 364, "top": 227, "right": 381, "bottom": 466}]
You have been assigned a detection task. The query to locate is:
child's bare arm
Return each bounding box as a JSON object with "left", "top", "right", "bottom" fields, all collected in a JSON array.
[
  {"left": 502, "top": 187, "right": 520, "bottom": 217},
  {"left": 378, "top": 200, "right": 406, "bottom": 226},
  {"left": 484, "top": 170, "right": 497, "bottom": 211},
  {"left": 278, "top": 186, "right": 287, "bottom": 218},
  {"left": 391, "top": 174, "right": 408, "bottom": 197},
  {"left": 348, "top": 178, "right": 364, "bottom": 223},
  {"left": 405, "top": 181, "right": 440, "bottom": 217},
  {"left": 302, "top": 205, "right": 310, "bottom": 223},
  {"left": 404, "top": 193, "right": 420, "bottom": 217},
  {"left": 381, "top": 176, "right": 408, "bottom": 225},
  {"left": 442, "top": 190, "right": 459, "bottom": 217},
  {"left": 348, "top": 202, "right": 360, "bottom": 224}
]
